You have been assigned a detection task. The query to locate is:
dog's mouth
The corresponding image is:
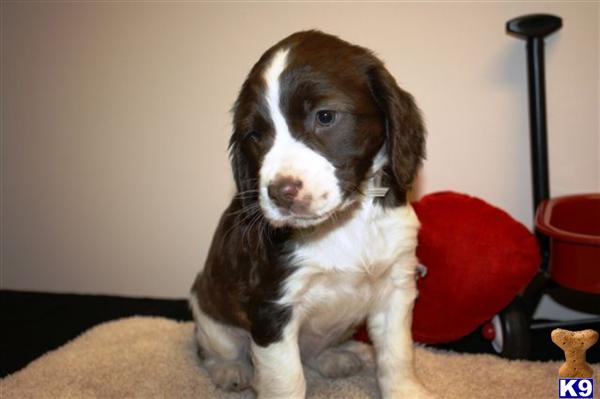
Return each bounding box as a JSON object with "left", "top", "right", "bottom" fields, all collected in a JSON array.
[
  {"left": 262, "top": 205, "right": 337, "bottom": 228},
  {"left": 260, "top": 194, "right": 358, "bottom": 229}
]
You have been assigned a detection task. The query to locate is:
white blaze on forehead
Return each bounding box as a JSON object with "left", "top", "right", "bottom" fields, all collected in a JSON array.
[
  {"left": 263, "top": 49, "right": 290, "bottom": 140},
  {"left": 260, "top": 48, "right": 342, "bottom": 226}
]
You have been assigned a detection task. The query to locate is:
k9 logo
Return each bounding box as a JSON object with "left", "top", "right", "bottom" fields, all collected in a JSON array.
[{"left": 559, "top": 379, "right": 594, "bottom": 398}]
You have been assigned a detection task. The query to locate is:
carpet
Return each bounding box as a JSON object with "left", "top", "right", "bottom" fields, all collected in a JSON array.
[{"left": 1, "top": 317, "right": 596, "bottom": 398}]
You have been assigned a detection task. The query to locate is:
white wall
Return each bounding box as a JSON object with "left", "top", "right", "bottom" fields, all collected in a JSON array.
[{"left": 2, "top": 2, "right": 598, "bottom": 298}]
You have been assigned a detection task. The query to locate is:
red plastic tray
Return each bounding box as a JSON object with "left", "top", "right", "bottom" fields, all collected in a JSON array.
[{"left": 535, "top": 193, "right": 600, "bottom": 294}]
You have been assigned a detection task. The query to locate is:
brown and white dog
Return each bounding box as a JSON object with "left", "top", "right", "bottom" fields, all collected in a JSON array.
[{"left": 190, "top": 31, "right": 430, "bottom": 398}]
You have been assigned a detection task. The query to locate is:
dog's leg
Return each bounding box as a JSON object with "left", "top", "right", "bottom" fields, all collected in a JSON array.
[
  {"left": 367, "top": 263, "right": 433, "bottom": 399},
  {"left": 251, "top": 321, "right": 306, "bottom": 399},
  {"left": 189, "top": 296, "right": 253, "bottom": 391}
]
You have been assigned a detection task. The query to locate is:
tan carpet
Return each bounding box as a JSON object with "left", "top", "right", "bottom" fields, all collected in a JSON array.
[{"left": 1, "top": 317, "right": 596, "bottom": 398}]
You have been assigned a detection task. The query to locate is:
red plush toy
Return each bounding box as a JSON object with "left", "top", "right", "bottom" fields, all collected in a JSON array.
[{"left": 355, "top": 191, "right": 540, "bottom": 344}]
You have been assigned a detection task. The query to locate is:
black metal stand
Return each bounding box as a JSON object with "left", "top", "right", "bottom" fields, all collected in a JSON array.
[{"left": 507, "top": 14, "right": 562, "bottom": 269}]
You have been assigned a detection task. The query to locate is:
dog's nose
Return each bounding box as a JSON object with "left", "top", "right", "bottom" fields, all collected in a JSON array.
[{"left": 268, "top": 177, "right": 302, "bottom": 209}]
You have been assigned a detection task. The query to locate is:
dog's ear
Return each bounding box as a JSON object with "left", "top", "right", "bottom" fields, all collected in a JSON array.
[{"left": 368, "top": 64, "right": 425, "bottom": 204}]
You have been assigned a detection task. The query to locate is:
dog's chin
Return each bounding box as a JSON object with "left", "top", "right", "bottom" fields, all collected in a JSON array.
[
  {"left": 261, "top": 197, "right": 358, "bottom": 229},
  {"left": 263, "top": 208, "right": 335, "bottom": 229},
  {"left": 284, "top": 213, "right": 335, "bottom": 229}
]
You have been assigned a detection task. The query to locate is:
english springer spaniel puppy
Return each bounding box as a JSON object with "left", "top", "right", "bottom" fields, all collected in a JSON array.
[{"left": 190, "top": 30, "right": 430, "bottom": 398}]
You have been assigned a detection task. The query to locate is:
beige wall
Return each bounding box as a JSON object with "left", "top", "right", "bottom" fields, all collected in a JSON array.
[{"left": 2, "top": 2, "right": 598, "bottom": 298}]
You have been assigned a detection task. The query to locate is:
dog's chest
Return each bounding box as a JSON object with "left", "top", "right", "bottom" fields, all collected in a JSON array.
[
  {"left": 281, "top": 203, "right": 419, "bottom": 326},
  {"left": 293, "top": 203, "right": 418, "bottom": 274}
]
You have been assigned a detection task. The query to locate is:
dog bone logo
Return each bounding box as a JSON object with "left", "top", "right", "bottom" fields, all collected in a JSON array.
[{"left": 551, "top": 328, "right": 598, "bottom": 378}]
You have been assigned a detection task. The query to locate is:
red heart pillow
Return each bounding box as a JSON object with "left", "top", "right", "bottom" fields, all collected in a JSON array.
[{"left": 411, "top": 191, "right": 540, "bottom": 343}]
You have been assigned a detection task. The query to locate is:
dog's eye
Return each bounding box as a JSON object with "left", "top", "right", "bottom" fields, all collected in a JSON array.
[
  {"left": 316, "top": 110, "right": 336, "bottom": 127},
  {"left": 245, "top": 130, "right": 262, "bottom": 142}
]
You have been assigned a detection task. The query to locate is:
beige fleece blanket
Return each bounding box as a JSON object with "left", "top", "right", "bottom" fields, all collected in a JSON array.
[{"left": 2, "top": 317, "right": 596, "bottom": 398}]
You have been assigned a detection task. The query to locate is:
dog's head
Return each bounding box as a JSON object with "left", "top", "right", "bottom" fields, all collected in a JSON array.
[{"left": 229, "top": 31, "right": 425, "bottom": 228}]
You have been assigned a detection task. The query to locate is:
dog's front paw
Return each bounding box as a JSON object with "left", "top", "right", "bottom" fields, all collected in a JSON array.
[
  {"left": 308, "top": 349, "right": 363, "bottom": 379},
  {"left": 206, "top": 360, "right": 253, "bottom": 391}
]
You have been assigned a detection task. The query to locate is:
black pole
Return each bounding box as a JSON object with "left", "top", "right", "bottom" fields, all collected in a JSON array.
[
  {"left": 526, "top": 37, "right": 550, "bottom": 211},
  {"left": 507, "top": 14, "right": 562, "bottom": 263}
]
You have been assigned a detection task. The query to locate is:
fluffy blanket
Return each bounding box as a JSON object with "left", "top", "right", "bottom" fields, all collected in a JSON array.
[{"left": 2, "top": 317, "right": 594, "bottom": 398}]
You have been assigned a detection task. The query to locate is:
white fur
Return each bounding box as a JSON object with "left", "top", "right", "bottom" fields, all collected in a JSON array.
[
  {"left": 251, "top": 319, "right": 306, "bottom": 399},
  {"left": 283, "top": 201, "right": 420, "bottom": 342},
  {"left": 259, "top": 49, "right": 342, "bottom": 228},
  {"left": 285, "top": 200, "right": 429, "bottom": 399},
  {"left": 248, "top": 197, "right": 423, "bottom": 399}
]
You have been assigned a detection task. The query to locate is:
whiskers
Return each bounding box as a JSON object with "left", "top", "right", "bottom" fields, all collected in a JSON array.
[
  {"left": 347, "top": 183, "right": 366, "bottom": 198},
  {"left": 240, "top": 209, "right": 276, "bottom": 250},
  {"left": 222, "top": 201, "right": 260, "bottom": 240},
  {"left": 233, "top": 187, "right": 260, "bottom": 200},
  {"left": 224, "top": 185, "right": 261, "bottom": 218},
  {"left": 222, "top": 187, "right": 276, "bottom": 250},
  {"left": 224, "top": 201, "right": 260, "bottom": 218}
]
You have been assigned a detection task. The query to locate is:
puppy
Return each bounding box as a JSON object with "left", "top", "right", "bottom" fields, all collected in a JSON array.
[{"left": 190, "top": 30, "right": 429, "bottom": 398}]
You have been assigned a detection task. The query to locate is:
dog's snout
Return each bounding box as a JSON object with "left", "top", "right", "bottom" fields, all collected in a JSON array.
[{"left": 268, "top": 177, "right": 302, "bottom": 209}]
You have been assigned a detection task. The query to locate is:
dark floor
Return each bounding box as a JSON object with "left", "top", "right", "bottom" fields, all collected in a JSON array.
[{"left": 1, "top": 289, "right": 599, "bottom": 378}]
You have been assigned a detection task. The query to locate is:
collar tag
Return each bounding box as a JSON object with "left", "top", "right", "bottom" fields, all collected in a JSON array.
[
  {"left": 366, "top": 187, "right": 390, "bottom": 197},
  {"left": 367, "top": 167, "right": 389, "bottom": 198}
]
